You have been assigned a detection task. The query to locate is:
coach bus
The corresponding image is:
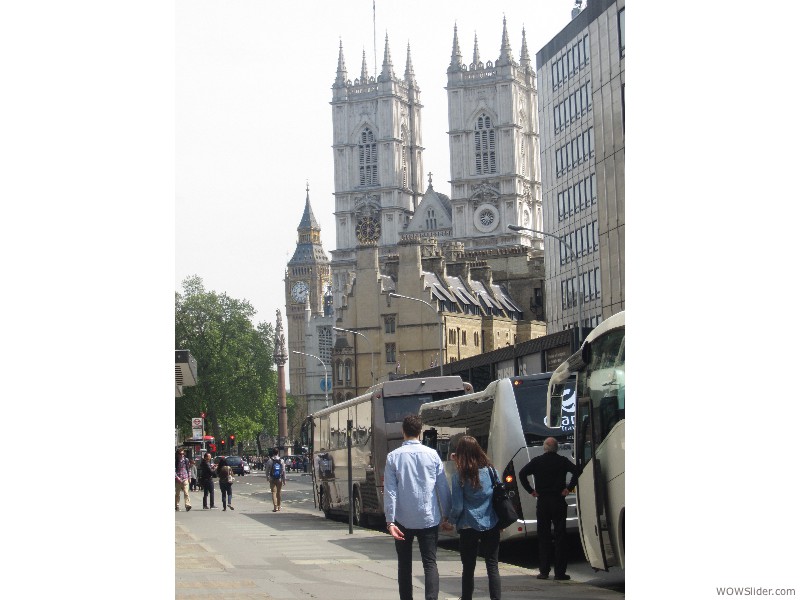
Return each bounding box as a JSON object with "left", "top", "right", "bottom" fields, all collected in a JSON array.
[
  {"left": 299, "top": 376, "right": 472, "bottom": 526},
  {"left": 546, "top": 310, "right": 625, "bottom": 570},
  {"left": 418, "top": 372, "right": 577, "bottom": 542}
]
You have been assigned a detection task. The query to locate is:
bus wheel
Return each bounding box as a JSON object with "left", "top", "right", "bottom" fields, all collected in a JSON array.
[
  {"left": 352, "top": 488, "right": 364, "bottom": 527},
  {"left": 321, "top": 485, "right": 332, "bottom": 519}
]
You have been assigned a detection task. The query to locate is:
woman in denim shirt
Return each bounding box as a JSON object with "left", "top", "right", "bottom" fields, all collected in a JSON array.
[{"left": 449, "top": 436, "right": 501, "bottom": 600}]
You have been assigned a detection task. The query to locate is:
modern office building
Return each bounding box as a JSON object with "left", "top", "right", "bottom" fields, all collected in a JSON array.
[{"left": 536, "top": 0, "right": 625, "bottom": 332}]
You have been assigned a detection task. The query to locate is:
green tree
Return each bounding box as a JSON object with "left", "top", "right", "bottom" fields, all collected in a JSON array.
[{"left": 175, "top": 276, "right": 277, "bottom": 450}]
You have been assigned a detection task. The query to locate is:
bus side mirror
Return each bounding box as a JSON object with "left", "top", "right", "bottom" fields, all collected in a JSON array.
[
  {"left": 546, "top": 384, "right": 563, "bottom": 428},
  {"left": 581, "top": 340, "right": 592, "bottom": 365}
]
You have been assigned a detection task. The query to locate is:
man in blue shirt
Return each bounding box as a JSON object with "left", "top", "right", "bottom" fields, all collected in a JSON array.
[{"left": 384, "top": 415, "right": 452, "bottom": 600}]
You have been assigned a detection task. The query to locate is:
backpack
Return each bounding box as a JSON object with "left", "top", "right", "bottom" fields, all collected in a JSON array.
[{"left": 270, "top": 459, "right": 283, "bottom": 480}]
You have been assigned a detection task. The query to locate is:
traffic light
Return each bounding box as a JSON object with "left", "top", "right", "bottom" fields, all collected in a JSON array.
[
  {"left": 229, "top": 434, "right": 235, "bottom": 444},
  {"left": 220, "top": 438, "right": 226, "bottom": 450}
]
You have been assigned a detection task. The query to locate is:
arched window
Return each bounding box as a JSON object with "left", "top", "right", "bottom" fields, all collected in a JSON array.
[
  {"left": 359, "top": 128, "right": 378, "bottom": 186},
  {"left": 474, "top": 114, "right": 496, "bottom": 174},
  {"left": 425, "top": 208, "right": 437, "bottom": 230},
  {"left": 344, "top": 360, "right": 352, "bottom": 383}
]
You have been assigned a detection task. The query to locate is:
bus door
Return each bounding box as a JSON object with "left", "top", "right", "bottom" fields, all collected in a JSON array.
[{"left": 575, "top": 385, "right": 617, "bottom": 570}]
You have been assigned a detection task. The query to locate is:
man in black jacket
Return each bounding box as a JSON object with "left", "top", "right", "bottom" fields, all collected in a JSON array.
[{"left": 518, "top": 437, "right": 579, "bottom": 581}]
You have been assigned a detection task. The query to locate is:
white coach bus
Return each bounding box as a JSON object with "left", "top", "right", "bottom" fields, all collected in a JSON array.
[
  {"left": 300, "top": 376, "right": 472, "bottom": 526},
  {"left": 418, "top": 372, "right": 578, "bottom": 542},
  {"left": 547, "top": 310, "right": 625, "bottom": 570}
]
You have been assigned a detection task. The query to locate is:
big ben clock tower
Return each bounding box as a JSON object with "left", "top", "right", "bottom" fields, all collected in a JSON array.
[{"left": 286, "top": 185, "right": 331, "bottom": 398}]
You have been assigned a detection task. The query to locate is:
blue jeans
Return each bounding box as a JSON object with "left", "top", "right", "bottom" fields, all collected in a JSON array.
[
  {"left": 394, "top": 522, "right": 439, "bottom": 600},
  {"left": 219, "top": 481, "right": 232, "bottom": 506},
  {"left": 458, "top": 526, "right": 501, "bottom": 600}
]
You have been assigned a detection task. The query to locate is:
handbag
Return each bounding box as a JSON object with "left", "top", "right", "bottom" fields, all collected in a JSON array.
[{"left": 488, "top": 467, "right": 518, "bottom": 529}]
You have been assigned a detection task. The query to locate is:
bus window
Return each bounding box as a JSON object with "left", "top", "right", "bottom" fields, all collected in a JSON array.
[
  {"left": 512, "top": 377, "right": 575, "bottom": 444},
  {"left": 383, "top": 394, "right": 433, "bottom": 423},
  {"left": 586, "top": 330, "right": 625, "bottom": 447}
]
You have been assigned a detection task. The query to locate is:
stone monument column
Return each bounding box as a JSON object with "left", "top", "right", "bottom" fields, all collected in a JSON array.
[{"left": 273, "top": 309, "right": 289, "bottom": 456}]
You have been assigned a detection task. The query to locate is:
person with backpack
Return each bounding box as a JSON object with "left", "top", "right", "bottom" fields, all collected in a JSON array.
[{"left": 266, "top": 450, "right": 286, "bottom": 512}]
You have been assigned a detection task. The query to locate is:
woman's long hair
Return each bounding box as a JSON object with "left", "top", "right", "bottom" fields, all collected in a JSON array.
[{"left": 454, "top": 435, "right": 492, "bottom": 489}]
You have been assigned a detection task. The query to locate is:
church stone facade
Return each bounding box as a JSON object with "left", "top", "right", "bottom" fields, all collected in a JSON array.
[{"left": 286, "top": 19, "right": 551, "bottom": 403}]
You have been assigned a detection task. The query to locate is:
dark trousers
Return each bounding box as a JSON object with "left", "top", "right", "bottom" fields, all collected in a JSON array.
[
  {"left": 190, "top": 477, "right": 197, "bottom": 491},
  {"left": 458, "top": 526, "right": 501, "bottom": 600},
  {"left": 536, "top": 495, "right": 568, "bottom": 576},
  {"left": 202, "top": 481, "right": 215, "bottom": 507},
  {"left": 394, "top": 523, "right": 439, "bottom": 600},
  {"left": 219, "top": 481, "right": 232, "bottom": 506}
]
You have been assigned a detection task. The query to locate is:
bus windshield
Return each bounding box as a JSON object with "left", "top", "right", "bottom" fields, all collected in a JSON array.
[{"left": 512, "top": 377, "right": 576, "bottom": 444}]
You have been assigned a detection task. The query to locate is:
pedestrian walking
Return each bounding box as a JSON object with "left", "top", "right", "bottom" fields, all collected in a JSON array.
[
  {"left": 517, "top": 436, "right": 580, "bottom": 581},
  {"left": 175, "top": 449, "right": 192, "bottom": 512},
  {"left": 384, "top": 414, "right": 452, "bottom": 600},
  {"left": 218, "top": 460, "right": 234, "bottom": 511},
  {"left": 199, "top": 452, "right": 218, "bottom": 509},
  {"left": 189, "top": 459, "right": 198, "bottom": 491},
  {"left": 449, "top": 435, "right": 501, "bottom": 600},
  {"left": 266, "top": 450, "right": 286, "bottom": 512}
]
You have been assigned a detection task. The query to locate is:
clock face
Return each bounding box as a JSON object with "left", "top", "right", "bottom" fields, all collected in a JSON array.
[
  {"left": 291, "top": 281, "right": 309, "bottom": 303},
  {"left": 355, "top": 215, "right": 381, "bottom": 244}
]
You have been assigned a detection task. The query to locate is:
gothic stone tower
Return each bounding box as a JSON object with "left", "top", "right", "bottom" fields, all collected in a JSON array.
[
  {"left": 286, "top": 186, "right": 331, "bottom": 398},
  {"left": 330, "top": 35, "right": 425, "bottom": 310},
  {"left": 446, "top": 19, "right": 543, "bottom": 252}
]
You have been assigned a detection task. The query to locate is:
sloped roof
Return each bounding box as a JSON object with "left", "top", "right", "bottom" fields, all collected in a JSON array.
[
  {"left": 491, "top": 283, "right": 523, "bottom": 314},
  {"left": 298, "top": 194, "right": 320, "bottom": 230},
  {"left": 423, "top": 272, "right": 458, "bottom": 303},
  {"left": 444, "top": 275, "right": 481, "bottom": 310},
  {"left": 406, "top": 184, "right": 453, "bottom": 233}
]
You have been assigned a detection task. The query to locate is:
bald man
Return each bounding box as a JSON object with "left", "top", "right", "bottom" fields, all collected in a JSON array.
[{"left": 518, "top": 437, "right": 580, "bottom": 581}]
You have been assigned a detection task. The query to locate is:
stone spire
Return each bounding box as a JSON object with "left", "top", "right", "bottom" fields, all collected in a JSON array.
[
  {"left": 404, "top": 42, "right": 416, "bottom": 85},
  {"left": 360, "top": 48, "right": 369, "bottom": 82},
  {"left": 334, "top": 39, "right": 347, "bottom": 87},
  {"left": 378, "top": 32, "right": 395, "bottom": 82},
  {"left": 497, "top": 15, "right": 515, "bottom": 66},
  {"left": 472, "top": 32, "right": 481, "bottom": 67},
  {"left": 449, "top": 23, "right": 463, "bottom": 73},
  {"left": 298, "top": 182, "right": 320, "bottom": 230},
  {"left": 520, "top": 26, "right": 531, "bottom": 69}
]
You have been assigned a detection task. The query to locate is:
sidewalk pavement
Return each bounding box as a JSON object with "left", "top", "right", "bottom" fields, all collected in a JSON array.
[{"left": 176, "top": 477, "right": 623, "bottom": 600}]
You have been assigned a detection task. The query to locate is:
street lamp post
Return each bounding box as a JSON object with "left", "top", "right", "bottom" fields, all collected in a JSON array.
[
  {"left": 388, "top": 292, "right": 444, "bottom": 376},
  {"left": 291, "top": 350, "right": 330, "bottom": 407},
  {"left": 332, "top": 327, "right": 375, "bottom": 388},
  {"left": 508, "top": 224, "right": 583, "bottom": 343}
]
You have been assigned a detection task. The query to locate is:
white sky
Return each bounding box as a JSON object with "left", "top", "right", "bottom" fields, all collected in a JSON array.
[{"left": 176, "top": 0, "right": 579, "bottom": 326}]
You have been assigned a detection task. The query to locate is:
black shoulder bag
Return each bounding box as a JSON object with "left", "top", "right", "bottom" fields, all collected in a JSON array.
[{"left": 488, "top": 467, "right": 519, "bottom": 529}]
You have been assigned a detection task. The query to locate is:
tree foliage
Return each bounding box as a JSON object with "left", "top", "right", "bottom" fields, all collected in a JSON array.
[{"left": 175, "top": 276, "right": 277, "bottom": 447}]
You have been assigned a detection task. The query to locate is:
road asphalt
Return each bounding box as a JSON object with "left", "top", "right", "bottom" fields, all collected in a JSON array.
[{"left": 175, "top": 474, "right": 624, "bottom": 599}]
